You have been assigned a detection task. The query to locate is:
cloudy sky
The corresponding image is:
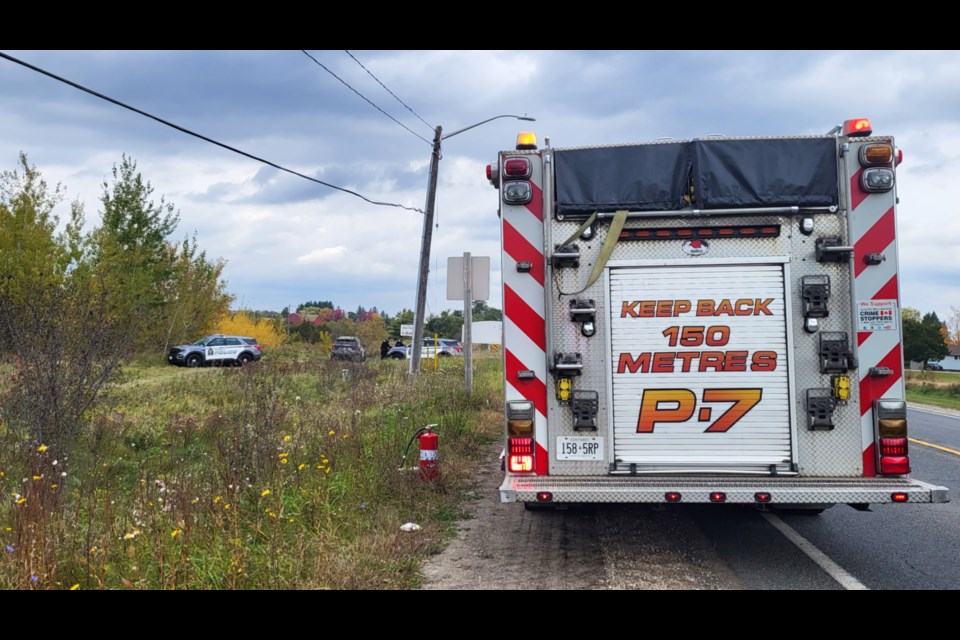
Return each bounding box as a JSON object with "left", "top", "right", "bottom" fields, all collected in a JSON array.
[{"left": 1, "top": 50, "right": 957, "bottom": 320}]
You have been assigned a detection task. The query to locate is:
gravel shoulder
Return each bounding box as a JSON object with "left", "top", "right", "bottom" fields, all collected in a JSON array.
[{"left": 420, "top": 446, "right": 741, "bottom": 590}]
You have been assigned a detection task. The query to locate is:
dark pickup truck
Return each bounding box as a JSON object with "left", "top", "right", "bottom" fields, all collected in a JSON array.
[{"left": 330, "top": 336, "right": 365, "bottom": 362}]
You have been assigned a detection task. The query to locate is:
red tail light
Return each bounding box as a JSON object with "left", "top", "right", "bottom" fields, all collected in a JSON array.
[
  {"left": 880, "top": 437, "right": 907, "bottom": 456},
  {"left": 504, "top": 157, "right": 532, "bottom": 178},
  {"left": 891, "top": 492, "right": 909, "bottom": 503},
  {"left": 508, "top": 437, "right": 534, "bottom": 473},
  {"left": 710, "top": 492, "right": 726, "bottom": 503},
  {"left": 754, "top": 492, "right": 772, "bottom": 504},
  {"left": 880, "top": 456, "right": 910, "bottom": 475},
  {"left": 486, "top": 164, "right": 492, "bottom": 181},
  {"left": 255, "top": 345, "right": 262, "bottom": 351},
  {"left": 665, "top": 492, "right": 682, "bottom": 503},
  {"left": 875, "top": 399, "right": 910, "bottom": 476},
  {"left": 536, "top": 492, "right": 553, "bottom": 503}
]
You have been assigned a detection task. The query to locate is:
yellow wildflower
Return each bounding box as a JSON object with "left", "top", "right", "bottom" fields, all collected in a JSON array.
[
  {"left": 50, "top": 484, "right": 58, "bottom": 490},
  {"left": 288, "top": 518, "right": 295, "bottom": 523},
  {"left": 171, "top": 529, "right": 182, "bottom": 539},
  {"left": 328, "top": 430, "right": 335, "bottom": 436},
  {"left": 281, "top": 459, "right": 288, "bottom": 465},
  {"left": 322, "top": 458, "right": 329, "bottom": 465},
  {"left": 32, "top": 476, "right": 41, "bottom": 481},
  {"left": 278, "top": 452, "right": 288, "bottom": 459},
  {"left": 69, "top": 584, "right": 80, "bottom": 590},
  {"left": 324, "top": 467, "right": 331, "bottom": 475},
  {"left": 283, "top": 435, "right": 291, "bottom": 442},
  {"left": 261, "top": 489, "right": 271, "bottom": 497},
  {"left": 16, "top": 498, "right": 26, "bottom": 505},
  {"left": 343, "top": 434, "right": 349, "bottom": 439},
  {"left": 123, "top": 532, "right": 137, "bottom": 540},
  {"left": 224, "top": 503, "right": 231, "bottom": 510},
  {"left": 0, "top": 470, "right": 5, "bottom": 477},
  {"left": 213, "top": 496, "right": 222, "bottom": 504},
  {"left": 37, "top": 444, "right": 48, "bottom": 453},
  {"left": 297, "top": 463, "right": 305, "bottom": 471},
  {"left": 4, "top": 527, "right": 11, "bottom": 532}
]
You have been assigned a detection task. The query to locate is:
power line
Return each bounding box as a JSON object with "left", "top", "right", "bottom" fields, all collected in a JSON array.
[
  {"left": 300, "top": 50, "right": 431, "bottom": 145},
  {"left": 344, "top": 50, "right": 434, "bottom": 133},
  {"left": 0, "top": 51, "right": 423, "bottom": 214}
]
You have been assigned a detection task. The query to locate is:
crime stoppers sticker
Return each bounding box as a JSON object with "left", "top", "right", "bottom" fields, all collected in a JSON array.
[{"left": 858, "top": 300, "right": 897, "bottom": 332}]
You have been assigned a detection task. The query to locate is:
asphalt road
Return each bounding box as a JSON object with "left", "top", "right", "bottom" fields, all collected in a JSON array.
[
  {"left": 422, "top": 406, "right": 957, "bottom": 590},
  {"left": 669, "top": 406, "right": 958, "bottom": 590}
]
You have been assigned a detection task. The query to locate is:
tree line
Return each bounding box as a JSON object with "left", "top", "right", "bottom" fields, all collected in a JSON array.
[
  {"left": 0, "top": 154, "right": 232, "bottom": 447},
  {"left": 902, "top": 308, "right": 949, "bottom": 366}
]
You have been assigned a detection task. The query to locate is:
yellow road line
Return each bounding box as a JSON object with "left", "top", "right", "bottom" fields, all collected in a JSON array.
[{"left": 909, "top": 437, "right": 960, "bottom": 457}]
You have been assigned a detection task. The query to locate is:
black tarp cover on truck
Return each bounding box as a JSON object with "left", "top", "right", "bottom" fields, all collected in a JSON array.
[{"left": 553, "top": 137, "right": 839, "bottom": 215}]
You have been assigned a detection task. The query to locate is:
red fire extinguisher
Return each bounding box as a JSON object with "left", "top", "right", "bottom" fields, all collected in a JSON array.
[{"left": 418, "top": 425, "right": 439, "bottom": 481}]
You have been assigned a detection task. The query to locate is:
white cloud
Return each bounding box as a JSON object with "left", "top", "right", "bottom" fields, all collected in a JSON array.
[
  {"left": 296, "top": 245, "right": 348, "bottom": 265},
  {"left": 3, "top": 50, "right": 960, "bottom": 317}
]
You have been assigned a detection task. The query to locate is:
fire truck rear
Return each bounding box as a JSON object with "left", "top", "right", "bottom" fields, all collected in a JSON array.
[{"left": 490, "top": 120, "right": 948, "bottom": 510}]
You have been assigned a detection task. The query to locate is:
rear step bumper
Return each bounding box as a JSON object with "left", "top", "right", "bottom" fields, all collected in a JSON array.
[{"left": 500, "top": 475, "right": 949, "bottom": 505}]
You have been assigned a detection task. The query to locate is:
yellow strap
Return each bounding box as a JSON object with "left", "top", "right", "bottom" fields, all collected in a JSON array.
[
  {"left": 568, "top": 210, "right": 628, "bottom": 294},
  {"left": 559, "top": 212, "right": 598, "bottom": 247}
]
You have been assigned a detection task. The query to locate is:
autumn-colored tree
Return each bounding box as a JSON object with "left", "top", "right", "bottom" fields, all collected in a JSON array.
[
  {"left": 214, "top": 311, "right": 286, "bottom": 348},
  {"left": 354, "top": 312, "right": 388, "bottom": 350}
]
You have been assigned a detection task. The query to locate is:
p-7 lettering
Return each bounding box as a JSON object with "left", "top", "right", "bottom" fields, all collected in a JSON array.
[{"left": 636, "top": 388, "right": 763, "bottom": 433}]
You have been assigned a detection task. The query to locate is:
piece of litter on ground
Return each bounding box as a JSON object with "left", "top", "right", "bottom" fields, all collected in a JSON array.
[{"left": 400, "top": 522, "right": 422, "bottom": 532}]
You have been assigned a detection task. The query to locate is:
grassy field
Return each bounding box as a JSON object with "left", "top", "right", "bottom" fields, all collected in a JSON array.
[
  {"left": 0, "top": 347, "right": 502, "bottom": 589},
  {"left": 904, "top": 369, "right": 960, "bottom": 410}
]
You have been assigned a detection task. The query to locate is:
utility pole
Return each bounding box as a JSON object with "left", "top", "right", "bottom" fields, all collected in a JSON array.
[
  {"left": 463, "top": 251, "right": 473, "bottom": 393},
  {"left": 410, "top": 125, "right": 442, "bottom": 374}
]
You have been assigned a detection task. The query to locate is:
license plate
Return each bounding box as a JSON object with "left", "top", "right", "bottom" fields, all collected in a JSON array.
[{"left": 556, "top": 436, "right": 604, "bottom": 460}]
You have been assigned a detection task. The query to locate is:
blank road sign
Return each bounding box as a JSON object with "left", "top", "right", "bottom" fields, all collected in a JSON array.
[{"left": 447, "top": 256, "right": 490, "bottom": 301}]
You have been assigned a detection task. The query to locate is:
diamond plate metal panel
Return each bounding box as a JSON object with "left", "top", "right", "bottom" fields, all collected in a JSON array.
[
  {"left": 500, "top": 475, "right": 948, "bottom": 504},
  {"left": 545, "top": 217, "right": 611, "bottom": 476},
  {"left": 787, "top": 214, "right": 862, "bottom": 476},
  {"left": 545, "top": 212, "right": 862, "bottom": 479}
]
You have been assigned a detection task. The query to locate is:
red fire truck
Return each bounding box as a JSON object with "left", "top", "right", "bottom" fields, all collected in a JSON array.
[{"left": 490, "top": 119, "right": 948, "bottom": 511}]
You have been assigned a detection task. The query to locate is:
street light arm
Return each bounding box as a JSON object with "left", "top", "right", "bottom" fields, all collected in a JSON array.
[{"left": 441, "top": 114, "right": 535, "bottom": 141}]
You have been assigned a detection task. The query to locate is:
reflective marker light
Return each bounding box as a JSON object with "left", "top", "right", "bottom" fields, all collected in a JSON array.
[
  {"left": 581, "top": 321, "right": 596, "bottom": 338},
  {"left": 804, "top": 317, "right": 820, "bottom": 334},
  {"left": 843, "top": 118, "right": 873, "bottom": 137},
  {"left": 754, "top": 492, "right": 772, "bottom": 504},
  {"left": 516, "top": 132, "right": 538, "bottom": 150},
  {"left": 504, "top": 157, "right": 532, "bottom": 178},
  {"left": 536, "top": 492, "right": 553, "bottom": 503},
  {"left": 709, "top": 492, "right": 727, "bottom": 503},
  {"left": 861, "top": 168, "right": 895, "bottom": 193},
  {"left": 557, "top": 377, "right": 572, "bottom": 403},
  {"left": 860, "top": 143, "right": 894, "bottom": 166},
  {"left": 503, "top": 180, "right": 533, "bottom": 204},
  {"left": 891, "top": 492, "right": 909, "bottom": 503},
  {"left": 800, "top": 217, "right": 815, "bottom": 235},
  {"left": 665, "top": 492, "right": 682, "bottom": 503}
]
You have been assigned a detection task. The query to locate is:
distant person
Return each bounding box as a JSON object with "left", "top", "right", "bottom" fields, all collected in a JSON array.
[
  {"left": 395, "top": 339, "right": 405, "bottom": 348},
  {"left": 380, "top": 338, "right": 390, "bottom": 359}
]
